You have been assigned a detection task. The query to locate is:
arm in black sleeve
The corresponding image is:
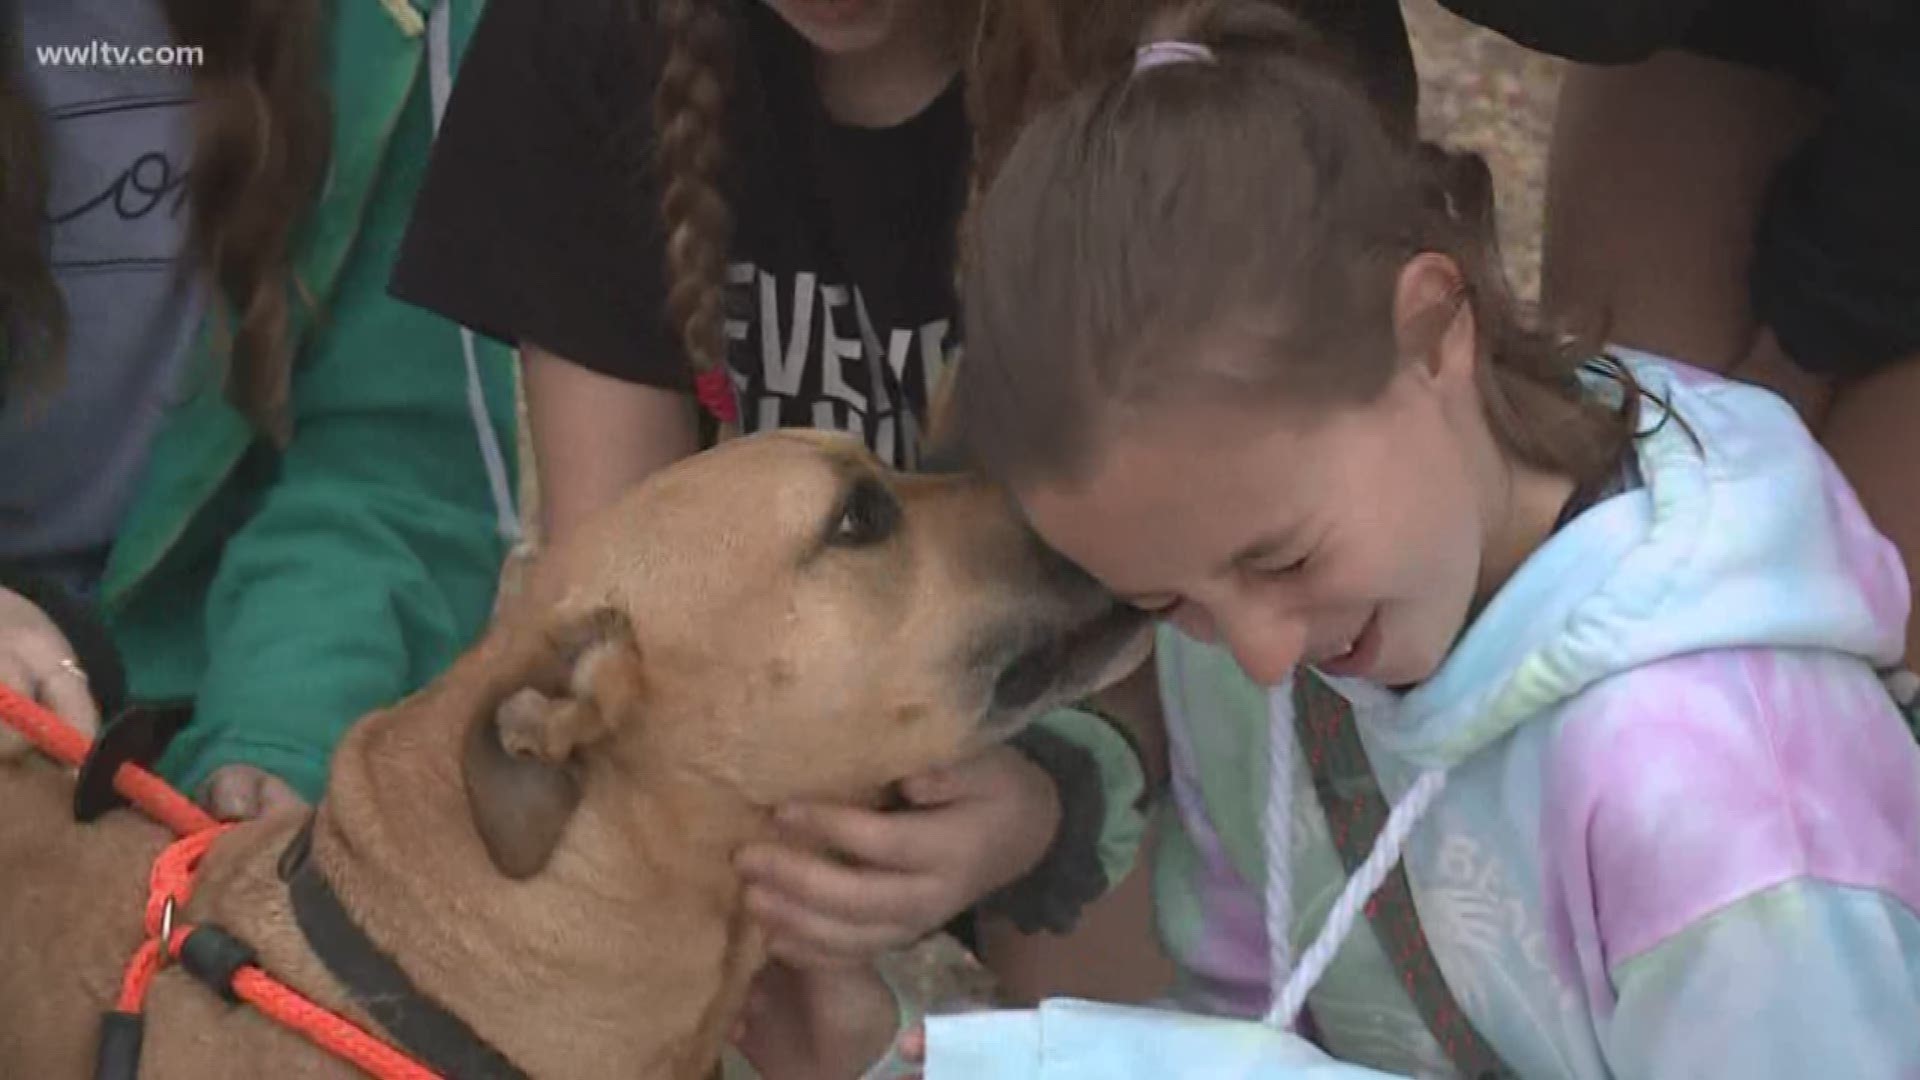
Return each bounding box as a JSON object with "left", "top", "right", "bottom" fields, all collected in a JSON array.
[
  {"left": 1428, "top": 0, "right": 1715, "bottom": 64},
  {"left": 389, "top": 0, "right": 689, "bottom": 391},
  {"left": 1750, "top": 17, "right": 1920, "bottom": 378},
  {"left": 1288, "top": 0, "right": 1419, "bottom": 135}
]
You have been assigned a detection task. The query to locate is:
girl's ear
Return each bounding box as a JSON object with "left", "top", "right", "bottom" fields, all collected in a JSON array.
[{"left": 1392, "top": 252, "right": 1475, "bottom": 388}]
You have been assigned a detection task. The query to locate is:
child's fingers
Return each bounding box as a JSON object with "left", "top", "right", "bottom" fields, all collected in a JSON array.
[
  {"left": 764, "top": 933, "right": 864, "bottom": 973},
  {"left": 34, "top": 662, "right": 100, "bottom": 739},
  {"left": 736, "top": 842, "right": 936, "bottom": 925},
  {"left": 774, "top": 801, "right": 938, "bottom": 872},
  {"left": 901, "top": 744, "right": 1040, "bottom": 807},
  {"left": 256, "top": 774, "right": 308, "bottom": 816},
  {"left": 201, "top": 765, "right": 307, "bottom": 822},
  {"left": 203, "top": 768, "right": 262, "bottom": 821},
  {"left": 745, "top": 886, "right": 912, "bottom": 964}
]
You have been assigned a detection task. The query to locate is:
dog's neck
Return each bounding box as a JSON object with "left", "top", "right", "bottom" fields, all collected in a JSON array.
[{"left": 307, "top": 703, "right": 774, "bottom": 1079}]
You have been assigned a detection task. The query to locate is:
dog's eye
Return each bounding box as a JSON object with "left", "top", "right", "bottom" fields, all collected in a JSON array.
[{"left": 828, "top": 478, "right": 900, "bottom": 548}]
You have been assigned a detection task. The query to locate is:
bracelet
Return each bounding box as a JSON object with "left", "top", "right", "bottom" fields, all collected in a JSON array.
[
  {"left": 1077, "top": 699, "right": 1162, "bottom": 807},
  {"left": 978, "top": 724, "right": 1112, "bottom": 935}
]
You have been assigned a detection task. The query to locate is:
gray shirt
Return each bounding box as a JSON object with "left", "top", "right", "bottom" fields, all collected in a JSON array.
[{"left": 1, "top": 0, "right": 205, "bottom": 596}]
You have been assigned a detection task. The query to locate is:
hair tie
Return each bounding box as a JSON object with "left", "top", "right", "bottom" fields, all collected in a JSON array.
[
  {"left": 694, "top": 368, "right": 738, "bottom": 424},
  {"left": 1133, "top": 40, "right": 1215, "bottom": 73}
]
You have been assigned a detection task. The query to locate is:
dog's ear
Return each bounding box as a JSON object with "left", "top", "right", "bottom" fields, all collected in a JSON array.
[{"left": 461, "top": 605, "right": 641, "bottom": 879}]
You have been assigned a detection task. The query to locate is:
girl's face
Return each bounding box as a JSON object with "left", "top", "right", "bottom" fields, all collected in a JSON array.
[
  {"left": 1015, "top": 286, "right": 1575, "bottom": 690},
  {"left": 1020, "top": 367, "right": 1485, "bottom": 688},
  {"left": 760, "top": 0, "right": 913, "bottom": 56}
]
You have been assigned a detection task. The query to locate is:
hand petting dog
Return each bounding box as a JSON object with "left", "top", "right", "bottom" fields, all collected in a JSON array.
[{"left": 735, "top": 742, "right": 1061, "bottom": 969}]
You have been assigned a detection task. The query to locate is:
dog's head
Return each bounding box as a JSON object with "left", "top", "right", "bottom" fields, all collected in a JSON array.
[{"left": 458, "top": 431, "right": 1151, "bottom": 878}]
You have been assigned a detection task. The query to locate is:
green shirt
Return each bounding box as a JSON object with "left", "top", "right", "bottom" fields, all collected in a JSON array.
[{"left": 102, "top": 0, "right": 519, "bottom": 801}]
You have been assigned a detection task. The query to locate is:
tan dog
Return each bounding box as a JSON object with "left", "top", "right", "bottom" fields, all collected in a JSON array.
[{"left": 0, "top": 430, "right": 1150, "bottom": 1079}]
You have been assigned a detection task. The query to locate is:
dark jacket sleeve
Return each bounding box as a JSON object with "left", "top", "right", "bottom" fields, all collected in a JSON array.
[
  {"left": 1749, "top": 12, "right": 1920, "bottom": 377},
  {"left": 388, "top": 0, "right": 690, "bottom": 390},
  {"left": 1292, "top": 0, "right": 1419, "bottom": 135}
]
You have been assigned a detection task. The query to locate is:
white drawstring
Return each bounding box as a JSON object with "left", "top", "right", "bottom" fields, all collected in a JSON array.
[
  {"left": 1262, "top": 683, "right": 1448, "bottom": 1031},
  {"left": 426, "top": 0, "right": 522, "bottom": 544}
]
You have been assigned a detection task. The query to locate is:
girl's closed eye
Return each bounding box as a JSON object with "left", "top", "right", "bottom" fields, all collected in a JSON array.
[
  {"left": 1245, "top": 551, "right": 1310, "bottom": 578},
  {"left": 1229, "top": 528, "right": 1318, "bottom": 583}
]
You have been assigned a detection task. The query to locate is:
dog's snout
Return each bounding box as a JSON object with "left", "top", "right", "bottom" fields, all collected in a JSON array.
[
  {"left": 909, "top": 475, "right": 1107, "bottom": 612},
  {"left": 1023, "top": 527, "right": 1109, "bottom": 608},
  {"left": 978, "top": 600, "right": 1150, "bottom": 729}
]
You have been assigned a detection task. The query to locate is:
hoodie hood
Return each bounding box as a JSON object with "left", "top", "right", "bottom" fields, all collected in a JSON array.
[
  {"left": 1251, "top": 351, "right": 1911, "bottom": 1037},
  {"left": 1326, "top": 350, "right": 1910, "bottom": 770}
]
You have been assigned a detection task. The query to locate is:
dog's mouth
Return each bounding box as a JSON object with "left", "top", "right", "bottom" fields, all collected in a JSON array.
[{"left": 986, "top": 602, "right": 1152, "bottom": 723}]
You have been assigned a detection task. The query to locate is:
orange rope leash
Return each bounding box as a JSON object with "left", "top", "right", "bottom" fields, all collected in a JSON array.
[
  {"left": 0, "top": 684, "right": 446, "bottom": 1079},
  {"left": 234, "top": 969, "right": 443, "bottom": 1080},
  {"left": 115, "top": 826, "right": 228, "bottom": 1013},
  {"left": 0, "top": 683, "right": 215, "bottom": 837}
]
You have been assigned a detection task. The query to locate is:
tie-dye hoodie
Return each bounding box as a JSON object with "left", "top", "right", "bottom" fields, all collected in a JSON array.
[{"left": 924, "top": 352, "right": 1920, "bottom": 1079}]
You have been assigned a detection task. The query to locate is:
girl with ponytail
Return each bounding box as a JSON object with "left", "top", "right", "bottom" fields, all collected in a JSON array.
[{"left": 888, "top": 0, "right": 1918, "bottom": 1075}]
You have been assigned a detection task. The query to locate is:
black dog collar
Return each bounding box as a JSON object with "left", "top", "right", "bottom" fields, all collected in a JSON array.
[{"left": 278, "top": 814, "right": 531, "bottom": 1080}]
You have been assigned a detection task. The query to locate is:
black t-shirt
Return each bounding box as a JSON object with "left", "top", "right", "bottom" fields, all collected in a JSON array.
[{"left": 392, "top": 0, "right": 1416, "bottom": 468}]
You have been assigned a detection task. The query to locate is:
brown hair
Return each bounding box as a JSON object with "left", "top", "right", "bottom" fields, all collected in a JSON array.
[
  {"left": 0, "top": 0, "right": 330, "bottom": 443},
  {"left": 947, "top": 0, "right": 1647, "bottom": 491}
]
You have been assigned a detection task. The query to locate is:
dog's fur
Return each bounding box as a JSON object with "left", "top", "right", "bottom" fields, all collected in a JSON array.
[{"left": 0, "top": 431, "right": 1150, "bottom": 1079}]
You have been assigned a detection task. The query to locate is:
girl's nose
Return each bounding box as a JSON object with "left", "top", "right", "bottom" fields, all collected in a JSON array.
[{"left": 1217, "top": 604, "right": 1307, "bottom": 688}]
